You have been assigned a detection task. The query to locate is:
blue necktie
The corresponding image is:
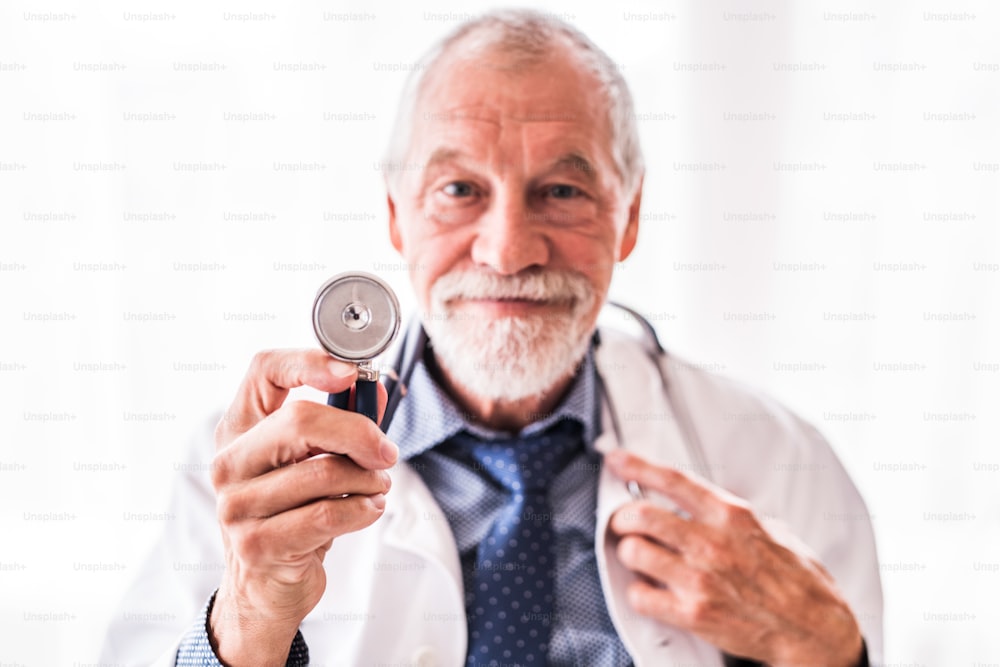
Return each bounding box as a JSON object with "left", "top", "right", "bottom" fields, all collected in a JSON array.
[{"left": 457, "top": 419, "right": 583, "bottom": 666}]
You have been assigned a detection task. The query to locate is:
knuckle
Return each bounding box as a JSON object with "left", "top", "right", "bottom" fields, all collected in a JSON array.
[
  {"left": 696, "top": 537, "right": 724, "bottom": 564},
  {"left": 687, "top": 568, "right": 714, "bottom": 594},
  {"left": 210, "top": 451, "right": 231, "bottom": 489},
  {"left": 314, "top": 498, "right": 375, "bottom": 534},
  {"left": 633, "top": 501, "right": 659, "bottom": 525},
  {"left": 655, "top": 466, "right": 682, "bottom": 489},
  {"left": 283, "top": 399, "right": 316, "bottom": 425},
  {"left": 722, "top": 501, "right": 745, "bottom": 524},
  {"left": 232, "top": 526, "right": 264, "bottom": 560},
  {"left": 721, "top": 500, "right": 756, "bottom": 528},
  {"left": 321, "top": 452, "right": 347, "bottom": 476},
  {"left": 218, "top": 409, "right": 254, "bottom": 435},
  {"left": 683, "top": 589, "right": 716, "bottom": 626},
  {"left": 274, "top": 403, "right": 314, "bottom": 447},
  {"left": 249, "top": 349, "right": 278, "bottom": 375},
  {"left": 354, "top": 417, "right": 382, "bottom": 446},
  {"left": 617, "top": 535, "right": 645, "bottom": 566},
  {"left": 307, "top": 454, "right": 344, "bottom": 486},
  {"left": 215, "top": 490, "right": 244, "bottom": 523},
  {"left": 213, "top": 417, "right": 231, "bottom": 448},
  {"left": 716, "top": 544, "right": 740, "bottom": 571},
  {"left": 314, "top": 499, "right": 346, "bottom": 532}
]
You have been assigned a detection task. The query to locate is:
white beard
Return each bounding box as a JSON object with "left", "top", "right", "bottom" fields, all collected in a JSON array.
[{"left": 422, "top": 270, "right": 598, "bottom": 402}]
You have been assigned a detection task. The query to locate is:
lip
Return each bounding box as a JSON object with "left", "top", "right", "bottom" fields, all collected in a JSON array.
[{"left": 453, "top": 297, "right": 567, "bottom": 316}]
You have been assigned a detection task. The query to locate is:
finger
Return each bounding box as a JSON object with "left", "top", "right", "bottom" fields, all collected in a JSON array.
[
  {"left": 346, "top": 379, "right": 390, "bottom": 426},
  {"left": 218, "top": 349, "right": 359, "bottom": 444},
  {"left": 625, "top": 579, "right": 685, "bottom": 627},
  {"left": 315, "top": 538, "right": 335, "bottom": 560},
  {"left": 219, "top": 454, "right": 392, "bottom": 521},
  {"left": 627, "top": 568, "right": 765, "bottom": 643},
  {"left": 609, "top": 500, "right": 695, "bottom": 552},
  {"left": 373, "top": 379, "right": 388, "bottom": 426},
  {"left": 214, "top": 400, "right": 398, "bottom": 484},
  {"left": 616, "top": 534, "right": 686, "bottom": 589},
  {"left": 605, "top": 450, "right": 734, "bottom": 524},
  {"left": 236, "top": 494, "right": 387, "bottom": 560}
]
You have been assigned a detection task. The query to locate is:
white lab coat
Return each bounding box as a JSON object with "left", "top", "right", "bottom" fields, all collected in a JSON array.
[{"left": 101, "top": 327, "right": 883, "bottom": 666}]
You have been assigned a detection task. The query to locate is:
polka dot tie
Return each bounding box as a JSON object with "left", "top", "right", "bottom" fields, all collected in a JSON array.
[{"left": 459, "top": 419, "right": 583, "bottom": 667}]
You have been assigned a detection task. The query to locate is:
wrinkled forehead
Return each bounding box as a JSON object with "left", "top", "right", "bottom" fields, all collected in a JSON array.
[{"left": 409, "top": 40, "right": 615, "bottom": 159}]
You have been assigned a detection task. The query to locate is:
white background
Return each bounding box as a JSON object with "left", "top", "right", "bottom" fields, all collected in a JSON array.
[{"left": 1, "top": 0, "right": 998, "bottom": 664}]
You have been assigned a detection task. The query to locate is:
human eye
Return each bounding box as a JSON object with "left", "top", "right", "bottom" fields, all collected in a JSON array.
[
  {"left": 427, "top": 178, "right": 485, "bottom": 224},
  {"left": 545, "top": 183, "right": 583, "bottom": 199},
  {"left": 442, "top": 181, "right": 476, "bottom": 198},
  {"left": 530, "top": 180, "right": 596, "bottom": 227}
]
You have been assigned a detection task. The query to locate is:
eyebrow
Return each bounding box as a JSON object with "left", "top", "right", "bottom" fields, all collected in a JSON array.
[
  {"left": 418, "top": 148, "right": 472, "bottom": 195},
  {"left": 548, "top": 152, "right": 599, "bottom": 185},
  {"left": 418, "top": 148, "right": 602, "bottom": 190},
  {"left": 425, "top": 147, "right": 466, "bottom": 170}
]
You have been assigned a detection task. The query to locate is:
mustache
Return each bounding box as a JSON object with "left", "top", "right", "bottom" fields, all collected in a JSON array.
[{"left": 430, "top": 269, "right": 595, "bottom": 307}]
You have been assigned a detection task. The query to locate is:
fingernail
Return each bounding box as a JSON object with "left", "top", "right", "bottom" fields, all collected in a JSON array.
[
  {"left": 380, "top": 438, "right": 399, "bottom": 464},
  {"left": 370, "top": 494, "right": 386, "bottom": 510},
  {"left": 378, "top": 470, "right": 393, "bottom": 493}
]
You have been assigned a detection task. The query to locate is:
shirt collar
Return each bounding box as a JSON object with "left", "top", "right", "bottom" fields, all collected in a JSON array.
[{"left": 386, "top": 340, "right": 600, "bottom": 461}]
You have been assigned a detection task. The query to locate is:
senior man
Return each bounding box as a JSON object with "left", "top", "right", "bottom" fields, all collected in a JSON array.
[{"left": 103, "top": 9, "right": 882, "bottom": 667}]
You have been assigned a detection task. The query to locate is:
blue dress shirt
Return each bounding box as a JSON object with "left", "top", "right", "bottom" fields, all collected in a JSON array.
[{"left": 387, "top": 348, "right": 632, "bottom": 666}]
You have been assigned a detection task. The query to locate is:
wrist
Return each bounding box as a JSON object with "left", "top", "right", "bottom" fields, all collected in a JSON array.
[
  {"left": 831, "top": 631, "right": 865, "bottom": 667},
  {"left": 824, "top": 607, "right": 865, "bottom": 667},
  {"left": 771, "top": 626, "right": 864, "bottom": 667},
  {"left": 209, "top": 586, "right": 304, "bottom": 666}
]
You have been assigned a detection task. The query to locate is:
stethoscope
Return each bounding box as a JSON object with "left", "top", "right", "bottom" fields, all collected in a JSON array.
[
  {"left": 314, "top": 274, "right": 740, "bottom": 663},
  {"left": 312, "top": 272, "right": 714, "bottom": 500}
]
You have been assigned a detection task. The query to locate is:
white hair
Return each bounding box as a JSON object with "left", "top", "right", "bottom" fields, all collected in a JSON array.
[{"left": 383, "top": 8, "right": 645, "bottom": 197}]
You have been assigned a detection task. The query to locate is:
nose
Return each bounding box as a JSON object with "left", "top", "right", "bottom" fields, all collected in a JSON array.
[{"left": 470, "top": 188, "right": 550, "bottom": 275}]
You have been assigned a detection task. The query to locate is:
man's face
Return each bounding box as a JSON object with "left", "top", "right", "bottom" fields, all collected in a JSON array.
[{"left": 388, "top": 43, "right": 642, "bottom": 400}]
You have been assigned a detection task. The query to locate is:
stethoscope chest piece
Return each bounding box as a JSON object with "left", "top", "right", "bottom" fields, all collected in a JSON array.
[
  {"left": 313, "top": 271, "right": 401, "bottom": 363},
  {"left": 312, "top": 271, "right": 401, "bottom": 420}
]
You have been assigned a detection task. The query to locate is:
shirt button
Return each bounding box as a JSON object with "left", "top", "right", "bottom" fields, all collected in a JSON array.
[{"left": 412, "top": 645, "right": 436, "bottom": 667}]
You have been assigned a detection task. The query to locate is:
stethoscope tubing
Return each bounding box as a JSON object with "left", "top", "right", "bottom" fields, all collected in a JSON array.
[{"left": 328, "top": 380, "right": 380, "bottom": 423}]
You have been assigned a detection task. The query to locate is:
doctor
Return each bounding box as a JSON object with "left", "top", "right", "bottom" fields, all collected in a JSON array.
[{"left": 102, "top": 9, "right": 882, "bottom": 667}]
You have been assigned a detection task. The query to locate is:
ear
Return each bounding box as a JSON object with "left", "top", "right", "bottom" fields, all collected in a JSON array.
[
  {"left": 617, "top": 176, "right": 643, "bottom": 262},
  {"left": 387, "top": 192, "right": 403, "bottom": 254}
]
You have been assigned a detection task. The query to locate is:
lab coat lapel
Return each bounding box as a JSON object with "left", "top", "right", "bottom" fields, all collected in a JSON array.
[
  {"left": 593, "top": 331, "right": 725, "bottom": 666},
  {"left": 381, "top": 461, "right": 465, "bottom": 587}
]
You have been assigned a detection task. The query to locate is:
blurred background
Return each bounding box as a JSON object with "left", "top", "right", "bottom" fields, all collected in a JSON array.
[{"left": 1, "top": 0, "right": 997, "bottom": 663}]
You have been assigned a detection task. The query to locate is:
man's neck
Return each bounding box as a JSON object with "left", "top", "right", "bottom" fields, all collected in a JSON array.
[{"left": 425, "top": 351, "right": 578, "bottom": 434}]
